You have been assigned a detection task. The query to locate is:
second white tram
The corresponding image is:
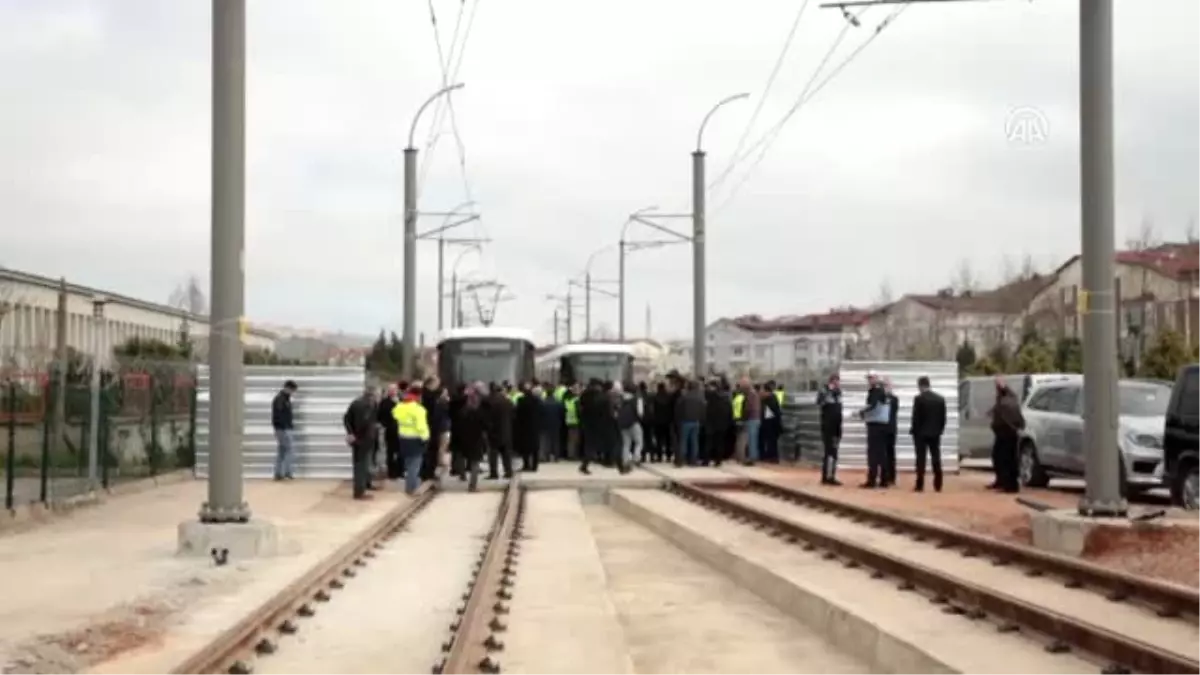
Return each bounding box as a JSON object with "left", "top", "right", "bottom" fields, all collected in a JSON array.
[
  {"left": 437, "top": 327, "right": 536, "bottom": 390},
  {"left": 535, "top": 342, "right": 636, "bottom": 387}
]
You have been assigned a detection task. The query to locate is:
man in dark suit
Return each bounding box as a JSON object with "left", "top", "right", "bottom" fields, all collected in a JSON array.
[{"left": 909, "top": 375, "right": 948, "bottom": 492}]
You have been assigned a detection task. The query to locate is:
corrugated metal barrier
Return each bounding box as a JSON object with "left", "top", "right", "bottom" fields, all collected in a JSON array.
[
  {"left": 782, "top": 360, "right": 960, "bottom": 473},
  {"left": 196, "top": 366, "right": 365, "bottom": 480}
]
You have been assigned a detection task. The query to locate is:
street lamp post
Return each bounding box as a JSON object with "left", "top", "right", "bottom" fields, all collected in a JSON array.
[
  {"left": 404, "top": 82, "right": 464, "bottom": 378},
  {"left": 692, "top": 92, "right": 749, "bottom": 377}
]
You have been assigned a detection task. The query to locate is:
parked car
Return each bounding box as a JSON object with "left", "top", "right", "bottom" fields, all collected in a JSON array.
[
  {"left": 1018, "top": 378, "right": 1173, "bottom": 494},
  {"left": 958, "top": 373, "right": 1080, "bottom": 461},
  {"left": 1164, "top": 364, "right": 1199, "bottom": 510}
]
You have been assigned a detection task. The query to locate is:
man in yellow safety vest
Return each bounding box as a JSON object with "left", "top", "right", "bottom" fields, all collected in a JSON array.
[{"left": 393, "top": 384, "right": 430, "bottom": 495}]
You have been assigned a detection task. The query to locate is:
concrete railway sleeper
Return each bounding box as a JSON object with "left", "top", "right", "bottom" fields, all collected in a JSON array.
[
  {"left": 734, "top": 476, "right": 1199, "bottom": 622},
  {"left": 663, "top": 479, "right": 1200, "bottom": 675},
  {"left": 435, "top": 481, "right": 527, "bottom": 675},
  {"left": 169, "top": 484, "right": 440, "bottom": 675}
]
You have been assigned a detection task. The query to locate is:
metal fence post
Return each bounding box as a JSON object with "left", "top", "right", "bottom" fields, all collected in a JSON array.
[
  {"left": 5, "top": 381, "right": 16, "bottom": 511},
  {"left": 150, "top": 373, "right": 160, "bottom": 476},
  {"left": 100, "top": 386, "right": 111, "bottom": 490},
  {"left": 40, "top": 377, "right": 53, "bottom": 504},
  {"left": 187, "top": 381, "right": 198, "bottom": 471}
]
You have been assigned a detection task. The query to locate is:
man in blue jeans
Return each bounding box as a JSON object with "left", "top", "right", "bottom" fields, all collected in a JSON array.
[
  {"left": 735, "top": 378, "right": 762, "bottom": 466},
  {"left": 271, "top": 380, "right": 298, "bottom": 480},
  {"left": 675, "top": 379, "right": 707, "bottom": 466}
]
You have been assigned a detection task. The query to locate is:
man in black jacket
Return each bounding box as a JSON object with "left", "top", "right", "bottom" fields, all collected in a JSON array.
[
  {"left": 515, "top": 382, "right": 543, "bottom": 472},
  {"left": 990, "top": 377, "right": 1026, "bottom": 493},
  {"left": 909, "top": 376, "right": 947, "bottom": 492},
  {"left": 579, "top": 379, "right": 609, "bottom": 475},
  {"left": 883, "top": 378, "right": 900, "bottom": 487},
  {"left": 761, "top": 381, "right": 783, "bottom": 463},
  {"left": 816, "top": 375, "right": 843, "bottom": 486},
  {"left": 271, "top": 380, "right": 298, "bottom": 481},
  {"left": 343, "top": 387, "right": 378, "bottom": 500},
  {"left": 704, "top": 380, "right": 732, "bottom": 467},
  {"left": 485, "top": 383, "right": 515, "bottom": 479},
  {"left": 376, "top": 383, "right": 402, "bottom": 480}
]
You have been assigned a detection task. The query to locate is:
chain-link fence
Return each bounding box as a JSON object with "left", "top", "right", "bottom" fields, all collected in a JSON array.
[{"left": 2, "top": 366, "right": 197, "bottom": 511}]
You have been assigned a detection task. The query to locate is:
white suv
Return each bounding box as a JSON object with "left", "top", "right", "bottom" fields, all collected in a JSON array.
[{"left": 1018, "top": 379, "right": 1172, "bottom": 494}]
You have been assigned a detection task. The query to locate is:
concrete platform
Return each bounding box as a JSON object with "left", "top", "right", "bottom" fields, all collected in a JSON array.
[
  {"left": 722, "top": 491, "right": 1198, "bottom": 662},
  {"left": 0, "top": 478, "right": 410, "bottom": 674},
  {"left": 583, "top": 501, "right": 867, "bottom": 673},
  {"left": 502, "top": 490, "right": 636, "bottom": 674},
  {"left": 1030, "top": 507, "right": 1200, "bottom": 557},
  {"left": 609, "top": 489, "right": 1096, "bottom": 674}
]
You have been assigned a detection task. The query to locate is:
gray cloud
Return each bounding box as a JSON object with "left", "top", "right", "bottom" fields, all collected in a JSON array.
[{"left": 1, "top": 0, "right": 1195, "bottom": 345}]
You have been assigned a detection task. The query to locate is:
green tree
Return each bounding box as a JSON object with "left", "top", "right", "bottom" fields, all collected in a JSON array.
[
  {"left": 367, "top": 330, "right": 392, "bottom": 372},
  {"left": 387, "top": 331, "right": 406, "bottom": 372},
  {"left": 986, "top": 342, "right": 1012, "bottom": 373},
  {"left": 1139, "top": 329, "right": 1192, "bottom": 380},
  {"left": 969, "top": 355, "right": 1002, "bottom": 375},
  {"left": 955, "top": 341, "right": 977, "bottom": 372},
  {"left": 1015, "top": 339, "right": 1055, "bottom": 374},
  {"left": 1054, "top": 337, "right": 1083, "bottom": 373}
]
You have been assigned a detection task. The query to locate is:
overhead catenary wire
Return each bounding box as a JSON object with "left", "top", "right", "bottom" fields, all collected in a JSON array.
[
  {"left": 710, "top": 4, "right": 910, "bottom": 215},
  {"left": 419, "top": 0, "right": 469, "bottom": 197},
  {"left": 709, "top": 0, "right": 813, "bottom": 195},
  {"left": 418, "top": 0, "right": 489, "bottom": 245}
]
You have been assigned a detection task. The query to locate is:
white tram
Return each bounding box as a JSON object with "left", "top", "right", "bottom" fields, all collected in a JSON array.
[
  {"left": 535, "top": 342, "right": 637, "bottom": 387},
  {"left": 437, "top": 327, "right": 536, "bottom": 390}
]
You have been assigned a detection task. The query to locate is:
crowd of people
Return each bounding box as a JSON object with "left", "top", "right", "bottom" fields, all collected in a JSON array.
[
  {"left": 304, "top": 372, "right": 794, "bottom": 496},
  {"left": 266, "top": 368, "right": 1031, "bottom": 500}
]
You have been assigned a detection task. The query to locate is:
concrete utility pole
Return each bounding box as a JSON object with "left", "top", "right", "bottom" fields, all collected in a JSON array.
[
  {"left": 202, "top": 0, "right": 249, "bottom": 523},
  {"left": 1077, "top": 0, "right": 1124, "bottom": 517},
  {"left": 403, "top": 83, "right": 464, "bottom": 378}
]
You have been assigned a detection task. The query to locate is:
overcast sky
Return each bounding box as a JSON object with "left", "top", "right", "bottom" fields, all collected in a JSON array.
[{"left": 1, "top": 0, "right": 1196, "bottom": 345}]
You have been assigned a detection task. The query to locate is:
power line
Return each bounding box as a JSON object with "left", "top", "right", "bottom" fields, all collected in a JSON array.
[
  {"left": 418, "top": 0, "right": 489, "bottom": 244},
  {"left": 711, "top": 4, "right": 909, "bottom": 215},
  {"left": 419, "top": 0, "right": 470, "bottom": 197},
  {"left": 709, "top": 0, "right": 813, "bottom": 195}
]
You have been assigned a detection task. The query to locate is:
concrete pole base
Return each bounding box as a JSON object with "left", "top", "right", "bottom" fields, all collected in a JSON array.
[{"left": 177, "top": 519, "right": 282, "bottom": 559}]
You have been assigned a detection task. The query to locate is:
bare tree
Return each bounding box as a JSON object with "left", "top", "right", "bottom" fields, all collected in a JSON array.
[
  {"left": 1185, "top": 215, "right": 1198, "bottom": 244},
  {"left": 951, "top": 258, "right": 979, "bottom": 294},
  {"left": 999, "top": 254, "right": 1018, "bottom": 284},
  {"left": 1019, "top": 252, "right": 1039, "bottom": 280},
  {"left": 592, "top": 323, "right": 616, "bottom": 341},
  {"left": 168, "top": 274, "right": 208, "bottom": 315},
  {"left": 875, "top": 279, "right": 894, "bottom": 307},
  {"left": 1124, "top": 214, "right": 1158, "bottom": 252}
]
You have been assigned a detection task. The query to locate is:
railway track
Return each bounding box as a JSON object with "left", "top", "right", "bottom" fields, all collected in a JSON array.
[
  {"left": 659, "top": 473, "right": 1199, "bottom": 675},
  {"left": 435, "top": 481, "right": 526, "bottom": 675},
  {"left": 169, "top": 481, "right": 525, "bottom": 675}
]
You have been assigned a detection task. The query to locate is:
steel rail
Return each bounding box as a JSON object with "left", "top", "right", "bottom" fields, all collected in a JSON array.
[
  {"left": 738, "top": 476, "right": 1199, "bottom": 621},
  {"left": 666, "top": 479, "right": 1199, "bottom": 675},
  {"left": 171, "top": 483, "right": 438, "bottom": 675},
  {"left": 438, "top": 480, "right": 525, "bottom": 674}
]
